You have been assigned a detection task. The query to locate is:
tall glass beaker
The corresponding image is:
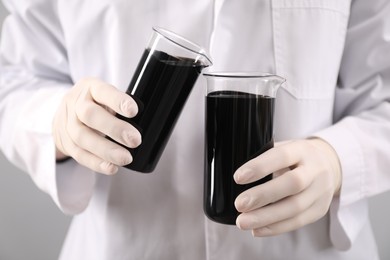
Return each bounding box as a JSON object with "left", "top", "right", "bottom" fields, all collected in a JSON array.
[
  {"left": 118, "top": 28, "right": 212, "bottom": 173},
  {"left": 203, "top": 72, "right": 285, "bottom": 225}
]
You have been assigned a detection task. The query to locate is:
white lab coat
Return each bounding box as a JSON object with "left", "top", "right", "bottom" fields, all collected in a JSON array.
[{"left": 0, "top": 0, "right": 389, "bottom": 259}]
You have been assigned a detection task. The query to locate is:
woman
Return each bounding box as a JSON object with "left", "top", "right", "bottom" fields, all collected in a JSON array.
[{"left": 0, "top": 0, "right": 389, "bottom": 259}]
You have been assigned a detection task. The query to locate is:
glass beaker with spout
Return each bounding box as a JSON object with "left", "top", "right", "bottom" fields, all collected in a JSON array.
[
  {"left": 203, "top": 72, "right": 285, "bottom": 225},
  {"left": 117, "top": 27, "right": 212, "bottom": 173}
]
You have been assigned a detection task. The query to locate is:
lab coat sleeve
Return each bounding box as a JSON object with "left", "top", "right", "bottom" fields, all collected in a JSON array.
[
  {"left": 0, "top": 0, "right": 95, "bottom": 215},
  {"left": 313, "top": 0, "right": 390, "bottom": 250}
]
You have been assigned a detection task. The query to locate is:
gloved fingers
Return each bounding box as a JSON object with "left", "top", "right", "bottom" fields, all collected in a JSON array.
[
  {"left": 231, "top": 139, "right": 341, "bottom": 236},
  {"left": 234, "top": 141, "right": 301, "bottom": 185},
  {"left": 250, "top": 195, "right": 331, "bottom": 237},
  {"left": 75, "top": 99, "right": 142, "bottom": 148},
  {"left": 59, "top": 125, "right": 119, "bottom": 175},
  {"left": 67, "top": 118, "right": 133, "bottom": 166},
  {"left": 79, "top": 78, "right": 138, "bottom": 118},
  {"left": 236, "top": 178, "right": 318, "bottom": 230},
  {"left": 53, "top": 78, "right": 141, "bottom": 172},
  {"left": 235, "top": 166, "right": 312, "bottom": 213}
]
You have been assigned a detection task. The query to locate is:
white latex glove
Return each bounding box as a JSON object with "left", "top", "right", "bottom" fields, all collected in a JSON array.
[
  {"left": 234, "top": 138, "right": 341, "bottom": 237},
  {"left": 52, "top": 78, "right": 142, "bottom": 175}
]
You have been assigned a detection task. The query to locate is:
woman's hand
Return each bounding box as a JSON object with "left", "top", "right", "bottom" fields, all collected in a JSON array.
[
  {"left": 234, "top": 138, "right": 341, "bottom": 237},
  {"left": 52, "top": 78, "right": 142, "bottom": 175}
]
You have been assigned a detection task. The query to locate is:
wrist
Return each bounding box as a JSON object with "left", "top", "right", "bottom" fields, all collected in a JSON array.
[{"left": 307, "top": 137, "right": 342, "bottom": 196}]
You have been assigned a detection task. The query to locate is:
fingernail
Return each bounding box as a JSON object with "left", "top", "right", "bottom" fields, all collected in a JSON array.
[
  {"left": 121, "top": 100, "right": 138, "bottom": 118},
  {"left": 234, "top": 168, "right": 253, "bottom": 183},
  {"left": 110, "top": 149, "right": 132, "bottom": 165},
  {"left": 236, "top": 217, "right": 243, "bottom": 230},
  {"left": 123, "top": 131, "right": 142, "bottom": 148},
  {"left": 236, "top": 214, "right": 251, "bottom": 230},
  {"left": 235, "top": 195, "right": 250, "bottom": 211}
]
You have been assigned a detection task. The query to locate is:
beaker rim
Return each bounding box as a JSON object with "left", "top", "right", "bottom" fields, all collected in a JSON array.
[
  {"left": 153, "top": 27, "right": 213, "bottom": 66},
  {"left": 203, "top": 72, "right": 285, "bottom": 81}
]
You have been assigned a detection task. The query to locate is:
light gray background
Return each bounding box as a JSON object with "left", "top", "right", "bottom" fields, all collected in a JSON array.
[
  {"left": 0, "top": 3, "right": 389, "bottom": 260},
  {"left": 0, "top": 4, "right": 71, "bottom": 260}
]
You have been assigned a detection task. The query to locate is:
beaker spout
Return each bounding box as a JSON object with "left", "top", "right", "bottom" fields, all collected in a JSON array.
[{"left": 196, "top": 50, "right": 213, "bottom": 68}]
